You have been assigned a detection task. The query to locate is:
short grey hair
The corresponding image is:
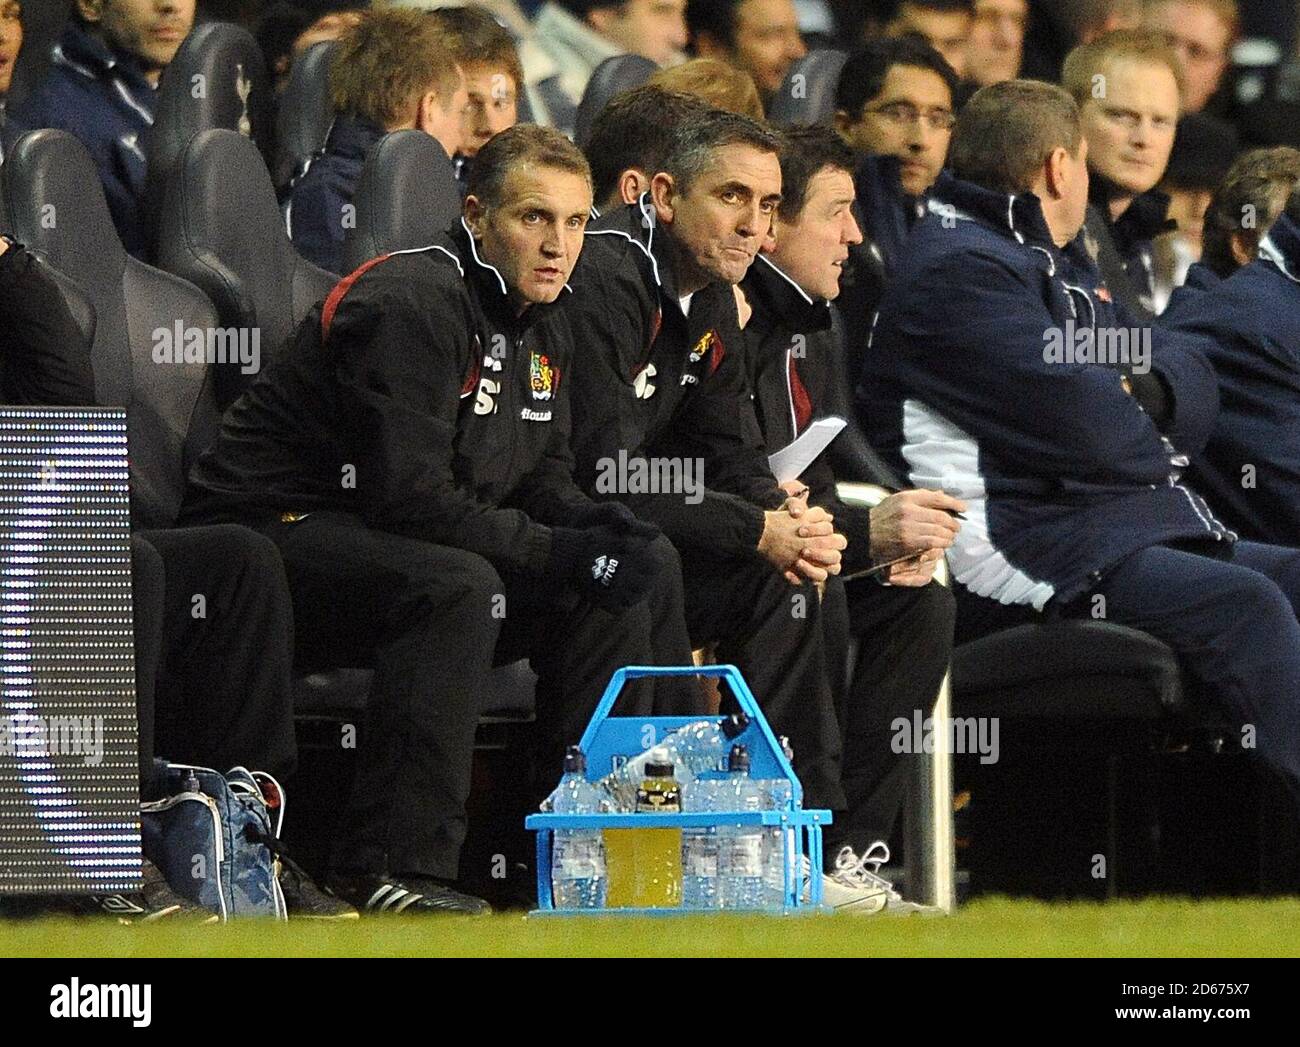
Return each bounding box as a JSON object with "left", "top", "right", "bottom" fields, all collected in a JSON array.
[{"left": 660, "top": 109, "right": 782, "bottom": 194}]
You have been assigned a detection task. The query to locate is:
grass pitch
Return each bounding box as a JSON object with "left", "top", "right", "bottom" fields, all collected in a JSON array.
[{"left": 2, "top": 897, "right": 1299, "bottom": 957}]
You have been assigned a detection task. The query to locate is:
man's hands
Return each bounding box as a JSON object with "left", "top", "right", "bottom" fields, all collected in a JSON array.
[
  {"left": 869, "top": 489, "right": 965, "bottom": 566},
  {"left": 759, "top": 483, "right": 847, "bottom": 584}
]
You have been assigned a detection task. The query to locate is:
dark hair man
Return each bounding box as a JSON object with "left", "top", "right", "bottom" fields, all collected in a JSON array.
[
  {"left": 1064, "top": 29, "right": 1183, "bottom": 319},
  {"left": 563, "top": 110, "right": 906, "bottom": 910},
  {"left": 288, "top": 7, "right": 468, "bottom": 274},
  {"left": 737, "top": 125, "right": 959, "bottom": 879},
  {"left": 861, "top": 78, "right": 1300, "bottom": 853},
  {"left": 686, "top": 0, "right": 806, "bottom": 110},
  {"left": 1157, "top": 171, "right": 1300, "bottom": 546},
  {"left": 183, "top": 125, "right": 696, "bottom": 916},
  {"left": 831, "top": 37, "right": 958, "bottom": 398},
  {"left": 533, "top": 0, "right": 688, "bottom": 134},
  {"left": 584, "top": 85, "right": 713, "bottom": 213},
  {"left": 14, "top": 0, "right": 197, "bottom": 258},
  {"left": 880, "top": 0, "right": 975, "bottom": 81}
]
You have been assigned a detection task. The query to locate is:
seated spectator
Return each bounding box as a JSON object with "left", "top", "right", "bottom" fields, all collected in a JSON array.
[
  {"left": 0, "top": 234, "right": 351, "bottom": 921},
  {"left": 880, "top": 0, "right": 974, "bottom": 82},
  {"left": 737, "top": 124, "right": 959, "bottom": 862},
  {"left": 1150, "top": 111, "right": 1239, "bottom": 312},
  {"left": 14, "top": 0, "right": 197, "bottom": 259},
  {"left": 0, "top": 0, "right": 24, "bottom": 162},
  {"left": 1158, "top": 173, "right": 1300, "bottom": 545},
  {"left": 964, "top": 0, "right": 1026, "bottom": 87},
  {"left": 533, "top": 0, "right": 687, "bottom": 134},
  {"left": 831, "top": 38, "right": 958, "bottom": 387},
  {"left": 287, "top": 6, "right": 467, "bottom": 274},
  {"left": 1141, "top": 0, "right": 1236, "bottom": 117},
  {"left": 1064, "top": 29, "right": 1182, "bottom": 319},
  {"left": 430, "top": 5, "right": 523, "bottom": 162},
  {"left": 686, "top": 0, "right": 805, "bottom": 112},
  {"left": 564, "top": 110, "right": 910, "bottom": 910},
  {"left": 860, "top": 78, "right": 1300, "bottom": 842},
  {"left": 1172, "top": 146, "right": 1300, "bottom": 297},
  {"left": 184, "top": 125, "right": 697, "bottom": 917},
  {"left": 647, "top": 55, "right": 762, "bottom": 118},
  {"left": 583, "top": 84, "right": 711, "bottom": 212}
]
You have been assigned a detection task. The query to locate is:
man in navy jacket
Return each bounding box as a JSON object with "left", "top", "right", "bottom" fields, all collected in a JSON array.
[
  {"left": 15, "top": 0, "right": 196, "bottom": 258},
  {"left": 1158, "top": 197, "right": 1300, "bottom": 546},
  {"left": 861, "top": 78, "right": 1300, "bottom": 830}
]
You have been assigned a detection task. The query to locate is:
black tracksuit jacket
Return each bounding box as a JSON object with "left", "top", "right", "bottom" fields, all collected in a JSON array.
[
  {"left": 739, "top": 253, "right": 876, "bottom": 577},
  {"left": 182, "top": 221, "right": 594, "bottom": 573},
  {"left": 564, "top": 198, "right": 786, "bottom": 557}
]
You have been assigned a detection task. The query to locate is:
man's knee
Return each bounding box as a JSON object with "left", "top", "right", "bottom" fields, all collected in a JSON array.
[{"left": 397, "top": 546, "right": 504, "bottom": 636}]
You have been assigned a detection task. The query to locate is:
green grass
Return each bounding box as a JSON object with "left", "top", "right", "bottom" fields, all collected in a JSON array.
[{"left": 3, "top": 897, "right": 1299, "bottom": 957}]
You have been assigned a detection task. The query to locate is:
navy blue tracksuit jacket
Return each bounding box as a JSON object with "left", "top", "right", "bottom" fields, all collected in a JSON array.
[
  {"left": 1158, "top": 215, "right": 1300, "bottom": 545},
  {"left": 859, "top": 171, "right": 1232, "bottom": 611},
  {"left": 14, "top": 24, "right": 158, "bottom": 259}
]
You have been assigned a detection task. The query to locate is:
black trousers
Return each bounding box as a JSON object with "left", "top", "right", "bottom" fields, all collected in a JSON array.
[
  {"left": 257, "top": 512, "right": 697, "bottom": 881},
  {"left": 130, "top": 526, "right": 297, "bottom": 793},
  {"left": 821, "top": 577, "right": 956, "bottom": 854},
  {"left": 679, "top": 550, "right": 846, "bottom": 816}
]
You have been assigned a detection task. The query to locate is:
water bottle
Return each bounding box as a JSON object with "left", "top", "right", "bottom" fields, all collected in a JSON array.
[
  {"left": 549, "top": 746, "right": 608, "bottom": 909},
  {"left": 718, "top": 744, "right": 766, "bottom": 910},
  {"left": 761, "top": 778, "right": 794, "bottom": 907},
  {"left": 597, "top": 713, "right": 749, "bottom": 810},
  {"left": 681, "top": 778, "right": 720, "bottom": 910}
]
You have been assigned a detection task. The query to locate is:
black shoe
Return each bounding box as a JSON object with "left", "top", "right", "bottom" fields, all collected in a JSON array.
[
  {"left": 84, "top": 859, "right": 220, "bottom": 924},
  {"left": 327, "top": 871, "right": 493, "bottom": 916},
  {"left": 278, "top": 857, "right": 358, "bottom": 920}
]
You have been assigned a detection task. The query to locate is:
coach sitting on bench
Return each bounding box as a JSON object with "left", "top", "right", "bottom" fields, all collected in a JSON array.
[{"left": 183, "top": 125, "right": 696, "bottom": 918}]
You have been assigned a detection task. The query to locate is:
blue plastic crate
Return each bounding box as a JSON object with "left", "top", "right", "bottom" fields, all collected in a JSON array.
[{"left": 526, "top": 664, "right": 832, "bottom": 915}]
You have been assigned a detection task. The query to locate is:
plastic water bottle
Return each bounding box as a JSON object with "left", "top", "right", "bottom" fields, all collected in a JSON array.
[
  {"left": 549, "top": 747, "right": 608, "bottom": 909},
  {"left": 597, "top": 713, "right": 749, "bottom": 811},
  {"left": 681, "top": 778, "right": 720, "bottom": 910},
  {"left": 718, "top": 745, "right": 766, "bottom": 910},
  {"left": 761, "top": 778, "right": 794, "bottom": 907}
]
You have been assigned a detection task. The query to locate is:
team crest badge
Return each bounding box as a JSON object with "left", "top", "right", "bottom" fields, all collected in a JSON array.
[
  {"left": 689, "top": 330, "right": 716, "bottom": 364},
  {"left": 530, "top": 349, "right": 559, "bottom": 400}
]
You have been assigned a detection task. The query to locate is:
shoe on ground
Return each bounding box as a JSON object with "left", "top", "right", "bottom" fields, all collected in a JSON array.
[
  {"left": 804, "top": 842, "right": 927, "bottom": 915},
  {"left": 326, "top": 871, "right": 493, "bottom": 916},
  {"left": 87, "top": 858, "right": 220, "bottom": 924},
  {"left": 277, "top": 856, "right": 358, "bottom": 920}
]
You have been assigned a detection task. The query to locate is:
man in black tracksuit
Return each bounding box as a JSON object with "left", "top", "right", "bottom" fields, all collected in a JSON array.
[
  {"left": 565, "top": 111, "right": 903, "bottom": 908},
  {"left": 183, "top": 126, "right": 694, "bottom": 915},
  {"left": 738, "top": 126, "right": 959, "bottom": 860}
]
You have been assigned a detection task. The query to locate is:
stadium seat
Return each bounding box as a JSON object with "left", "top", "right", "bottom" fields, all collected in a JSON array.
[
  {"left": 573, "top": 54, "right": 658, "bottom": 148},
  {"left": 768, "top": 49, "right": 848, "bottom": 126},
  {"left": 339, "top": 129, "right": 461, "bottom": 273},
  {"left": 0, "top": 129, "right": 221, "bottom": 529},
  {"left": 143, "top": 22, "right": 271, "bottom": 259},
  {"left": 273, "top": 41, "right": 337, "bottom": 192},
  {"left": 155, "top": 128, "right": 337, "bottom": 409}
]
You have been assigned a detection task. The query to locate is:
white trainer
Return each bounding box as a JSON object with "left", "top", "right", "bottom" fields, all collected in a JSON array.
[{"left": 805, "top": 842, "right": 929, "bottom": 915}]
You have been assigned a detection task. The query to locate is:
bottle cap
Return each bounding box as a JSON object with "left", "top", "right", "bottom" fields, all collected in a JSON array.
[
  {"left": 728, "top": 744, "right": 750, "bottom": 773},
  {"left": 644, "top": 746, "right": 674, "bottom": 777},
  {"left": 563, "top": 745, "right": 586, "bottom": 774},
  {"left": 721, "top": 712, "right": 749, "bottom": 739}
]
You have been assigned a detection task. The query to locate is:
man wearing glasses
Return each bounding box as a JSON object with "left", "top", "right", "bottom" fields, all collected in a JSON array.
[{"left": 831, "top": 37, "right": 959, "bottom": 391}]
